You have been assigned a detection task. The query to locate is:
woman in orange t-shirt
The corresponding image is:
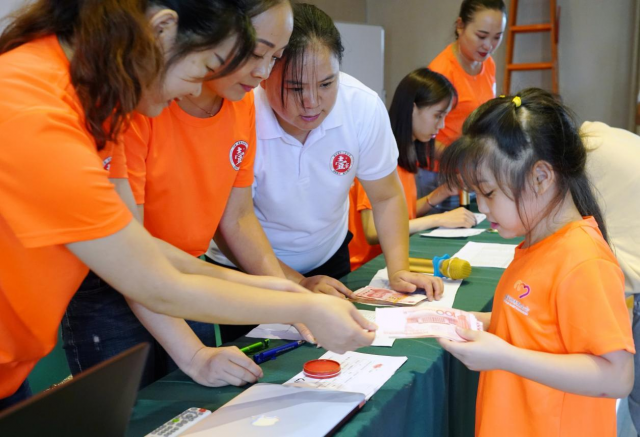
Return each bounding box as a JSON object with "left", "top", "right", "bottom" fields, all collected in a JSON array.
[
  {"left": 429, "top": 0, "right": 506, "bottom": 147},
  {"left": 418, "top": 0, "right": 506, "bottom": 201},
  {"left": 438, "top": 89, "right": 634, "bottom": 437},
  {"left": 62, "top": 0, "right": 319, "bottom": 390},
  {"left": 348, "top": 68, "right": 476, "bottom": 270},
  {"left": 0, "top": 0, "right": 375, "bottom": 411}
]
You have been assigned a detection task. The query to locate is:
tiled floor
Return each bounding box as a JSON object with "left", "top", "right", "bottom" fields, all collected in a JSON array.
[{"left": 619, "top": 397, "right": 638, "bottom": 437}]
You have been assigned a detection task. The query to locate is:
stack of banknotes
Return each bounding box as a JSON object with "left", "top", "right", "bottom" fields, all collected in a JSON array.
[
  {"left": 375, "top": 307, "right": 484, "bottom": 342},
  {"left": 351, "top": 286, "right": 426, "bottom": 306}
]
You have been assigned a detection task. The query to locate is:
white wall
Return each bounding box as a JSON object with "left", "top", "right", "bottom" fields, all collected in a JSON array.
[
  {"left": 308, "top": 0, "right": 638, "bottom": 129},
  {"left": 0, "top": 0, "right": 27, "bottom": 29}
]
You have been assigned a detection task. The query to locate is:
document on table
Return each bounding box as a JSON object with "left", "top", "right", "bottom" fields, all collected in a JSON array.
[
  {"left": 375, "top": 307, "right": 483, "bottom": 342},
  {"left": 367, "top": 268, "right": 462, "bottom": 309},
  {"left": 246, "top": 324, "right": 303, "bottom": 341},
  {"left": 284, "top": 351, "right": 407, "bottom": 400},
  {"left": 420, "top": 213, "right": 487, "bottom": 238},
  {"left": 358, "top": 310, "right": 395, "bottom": 347},
  {"left": 453, "top": 241, "right": 517, "bottom": 268}
]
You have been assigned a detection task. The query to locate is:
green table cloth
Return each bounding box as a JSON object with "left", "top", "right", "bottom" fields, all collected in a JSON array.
[{"left": 127, "top": 221, "right": 520, "bottom": 437}]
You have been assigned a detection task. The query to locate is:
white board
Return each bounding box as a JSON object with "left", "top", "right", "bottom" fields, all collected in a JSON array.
[{"left": 336, "top": 21, "right": 385, "bottom": 102}]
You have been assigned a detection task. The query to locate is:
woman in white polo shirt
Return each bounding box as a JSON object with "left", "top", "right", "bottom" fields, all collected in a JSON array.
[{"left": 209, "top": 3, "right": 442, "bottom": 298}]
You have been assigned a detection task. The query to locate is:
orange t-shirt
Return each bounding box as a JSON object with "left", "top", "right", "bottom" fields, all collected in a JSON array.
[
  {"left": 429, "top": 44, "right": 496, "bottom": 146},
  {"left": 124, "top": 95, "right": 256, "bottom": 256},
  {"left": 348, "top": 167, "right": 417, "bottom": 270},
  {"left": 0, "top": 36, "right": 132, "bottom": 398},
  {"left": 476, "top": 218, "right": 635, "bottom": 437}
]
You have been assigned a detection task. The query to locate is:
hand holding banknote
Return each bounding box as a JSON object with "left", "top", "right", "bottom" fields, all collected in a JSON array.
[
  {"left": 375, "top": 307, "right": 483, "bottom": 341},
  {"left": 437, "top": 327, "right": 513, "bottom": 372}
]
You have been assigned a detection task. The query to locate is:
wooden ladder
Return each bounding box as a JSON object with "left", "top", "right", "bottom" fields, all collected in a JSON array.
[{"left": 503, "top": 0, "right": 559, "bottom": 94}]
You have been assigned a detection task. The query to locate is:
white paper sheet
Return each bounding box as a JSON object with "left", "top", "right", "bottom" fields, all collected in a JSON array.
[
  {"left": 367, "top": 268, "right": 462, "bottom": 309},
  {"left": 420, "top": 213, "right": 487, "bottom": 238},
  {"left": 246, "top": 324, "right": 303, "bottom": 341},
  {"left": 453, "top": 241, "right": 518, "bottom": 268},
  {"left": 358, "top": 310, "right": 395, "bottom": 347},
  {"left": 473, "top": 213, "right": 487, "bottom": 225},
  {"left": 420, "top": 228, "right": 486, "bottom": 238},
  {"left": 284, "top": 351, "right": 407, "bottom": 400}
]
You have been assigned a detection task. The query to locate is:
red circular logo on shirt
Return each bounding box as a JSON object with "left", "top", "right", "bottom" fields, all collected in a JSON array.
[
  {"left": 229, "top": 141, "right": 248, "bottom": 171},
  {"left": 330, "top": 151, "right": 353, "bottom": 175}
]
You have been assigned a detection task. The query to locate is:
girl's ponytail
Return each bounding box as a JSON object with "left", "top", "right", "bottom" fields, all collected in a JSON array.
[
  {"left": 441, "top": 88, "right": 609, "bottom": 243},
  {"left": 569, "top": 173, "right": 608, "bottom": 243}
]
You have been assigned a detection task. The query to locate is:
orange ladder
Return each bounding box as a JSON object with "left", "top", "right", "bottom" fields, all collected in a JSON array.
[{"left": 503, "top": 0, "right": 559, "bottom": 94}]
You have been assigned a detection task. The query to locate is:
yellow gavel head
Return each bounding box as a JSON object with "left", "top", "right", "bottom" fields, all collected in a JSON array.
[{"left": 440, "top": 257, "right": 472, "bottom": 280}]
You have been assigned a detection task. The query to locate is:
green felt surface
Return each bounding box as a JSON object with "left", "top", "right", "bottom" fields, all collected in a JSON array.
[{"left": 127, "top": 218, "right": 520, "bottom": 437}]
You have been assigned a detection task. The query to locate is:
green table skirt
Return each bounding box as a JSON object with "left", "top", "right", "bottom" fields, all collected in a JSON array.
[{"left": 127, "top": 221, "right": 520, "bottom": 437}]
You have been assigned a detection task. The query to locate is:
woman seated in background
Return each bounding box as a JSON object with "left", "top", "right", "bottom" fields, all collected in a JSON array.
[{"left": 349, "top": 68, "right": 476, "bottom": 271}]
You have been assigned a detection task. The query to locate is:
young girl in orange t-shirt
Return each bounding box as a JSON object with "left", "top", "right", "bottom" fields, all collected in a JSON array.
[
  {"left": 348, "top": 68, "right": 477, "bottom": 270},
  {"left": 438, "top": 88, "right": 635, "bottom": 437}
]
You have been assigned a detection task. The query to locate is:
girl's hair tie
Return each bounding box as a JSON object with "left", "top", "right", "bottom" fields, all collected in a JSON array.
[{"left": 512, "top": 96, "right": 522, "bottom": 108}]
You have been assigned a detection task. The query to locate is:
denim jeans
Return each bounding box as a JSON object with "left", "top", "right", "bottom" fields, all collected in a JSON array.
[
  {"left": 0, "top": 379, "right": 32, "bottom": 412},
  {"left": 62, "top": 271, "right": 217, "bottom": 389},
  {"left": 628, "top": 294, "right": 640, "bottom": 436}
]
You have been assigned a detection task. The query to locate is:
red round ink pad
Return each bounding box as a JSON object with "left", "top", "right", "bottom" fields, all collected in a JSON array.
[{"left": 303, "top": 359, "right": 341, "bottom": 379}]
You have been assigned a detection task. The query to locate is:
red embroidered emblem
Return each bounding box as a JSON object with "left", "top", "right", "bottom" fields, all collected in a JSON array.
[
  {"left": 102, "top": 156, "right": 112, "bottom": 171},
  {"left": 330, "top": 151, "right": 353, "bottom": 175},
  {"left": 230, "top": 141, "right": 248, "bottom": 171}
]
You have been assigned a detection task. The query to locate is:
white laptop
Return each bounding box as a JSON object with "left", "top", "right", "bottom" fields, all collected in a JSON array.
[{"left": 183, "top": 383, "right": 365, "bottom": 437}]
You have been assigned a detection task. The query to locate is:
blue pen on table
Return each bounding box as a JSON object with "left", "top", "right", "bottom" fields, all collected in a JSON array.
[{"left": 253, "top": 340, "right": 305, "bottom": 364}]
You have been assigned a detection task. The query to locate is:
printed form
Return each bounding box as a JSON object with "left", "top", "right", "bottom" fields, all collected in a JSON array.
[{"left": 284, "top": 351, "right": 407, "bottom": 400}]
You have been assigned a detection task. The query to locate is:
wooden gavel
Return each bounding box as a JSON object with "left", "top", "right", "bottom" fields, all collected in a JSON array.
[{"left": 408, "top": 256, "right": 472, "bottom": 280}]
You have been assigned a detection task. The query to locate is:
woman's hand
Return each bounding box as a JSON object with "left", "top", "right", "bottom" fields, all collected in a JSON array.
[
  {"left": 184, "top": 346, "right": 263, "bottom": 387},
  {"left": 300, "top": 275, "right": 353, "bottom": 298},
  {"left": 389, "top": 270, "right": 444, "bottom": 301},
  {"left": 436, "top": 207, "right": 477, "bottom": 229},
  {"left": 305, "top": 295, "right": 376, "bottom": 354}
]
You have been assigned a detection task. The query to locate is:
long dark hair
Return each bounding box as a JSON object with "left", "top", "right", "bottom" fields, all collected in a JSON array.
[
  {"left": 439, "top": 88, "right": 609, "bottom": 242},
  {"left": 455, "top": 0, "right": 506, "bottom": 38},
  {"left": 0, "top": 0, "right": 255, "bottom": 150},
  {"left": 389, "top": 68, "right": 457, "bottom": 174},
  {"left": 278, "top": 2, "right": 343, "bottom": 106}
]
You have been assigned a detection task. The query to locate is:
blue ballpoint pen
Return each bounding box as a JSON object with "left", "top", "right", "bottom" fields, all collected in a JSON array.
[{"left": 253, "top": 340, "right": 305, "bottom": 364}]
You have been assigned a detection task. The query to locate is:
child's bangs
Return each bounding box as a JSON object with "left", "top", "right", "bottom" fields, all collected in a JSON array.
[{"left": 440, "top": 135, "right": 530, "bottom": 200}]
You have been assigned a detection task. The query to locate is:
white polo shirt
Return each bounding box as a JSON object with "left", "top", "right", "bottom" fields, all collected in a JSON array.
[{"left": 207, "top": 72, "right": 398, "bottom": 273}]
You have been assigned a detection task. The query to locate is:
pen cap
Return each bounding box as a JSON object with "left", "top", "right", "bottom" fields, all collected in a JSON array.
[{"left": 303, "top": 359, "right": 341, "bottom": 379}]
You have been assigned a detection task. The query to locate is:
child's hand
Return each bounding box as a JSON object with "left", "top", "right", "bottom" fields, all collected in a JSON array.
[
  {"left": 437, "top": 327, "right": 512, "bottom": 371},
  {"left": 389, "top": 270, "right": 444, "bottom": 301}
]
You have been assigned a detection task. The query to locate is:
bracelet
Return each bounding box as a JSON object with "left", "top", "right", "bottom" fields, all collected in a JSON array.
[{"left": 426, "top": 196, "right": 437, "bottom": 208}]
